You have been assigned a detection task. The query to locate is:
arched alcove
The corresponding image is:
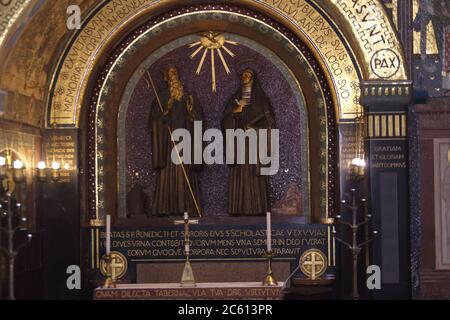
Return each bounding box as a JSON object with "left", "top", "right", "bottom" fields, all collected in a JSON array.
[
  {"left": 0, "top": 0, "right": 416, "bottom": 299},
  {"left": 79, "top": 5, "right": 338, "bottom": 225}
]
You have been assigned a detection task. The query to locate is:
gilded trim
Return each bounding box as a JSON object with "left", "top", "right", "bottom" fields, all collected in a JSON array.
[
  {"left": 366, "top": 113, "right": 408, "bottom": 138},
  {"left": 46, "top": 0, "right": 409, "bottom": 127}
]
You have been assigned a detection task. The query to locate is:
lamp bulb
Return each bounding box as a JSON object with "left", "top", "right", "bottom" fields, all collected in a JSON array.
[
  {"left": 37, "top": 161, "right": 46, "bottom": 170},
  {"left": 351, "top": 157, "right": 366, "bottom": 167},
  {"left": 13, "top": 160, "right": 23, "bottom": 169},
  {"left": 51, "top": 161, "right": 60, "bottom": 170}
]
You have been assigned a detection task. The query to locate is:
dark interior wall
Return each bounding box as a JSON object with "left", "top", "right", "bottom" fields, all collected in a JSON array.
[
  {"left": 415, "top": 100, "right": 450, "bottom": 299},
  {"left": 40, "top": 129, "right": 81, "bottom": 299}
]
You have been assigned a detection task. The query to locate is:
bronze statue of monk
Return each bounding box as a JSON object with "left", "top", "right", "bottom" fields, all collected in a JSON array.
[
  {"left": 150, "top": 67, "right": 203, "bottom": 216},
  {"left": 222, "top": 68, "right": 276, "bottom": 216}
]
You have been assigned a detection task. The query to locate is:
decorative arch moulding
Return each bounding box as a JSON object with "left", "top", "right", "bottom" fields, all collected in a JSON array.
[
  {"left": 44, "top": 0, "right": 409, "bottom": 128},
  {"left": 0, "top": 0, "right": 34, "bottom": 50},
  {"left": 85, "top": 6, "right": 338, "bottom": 221}
]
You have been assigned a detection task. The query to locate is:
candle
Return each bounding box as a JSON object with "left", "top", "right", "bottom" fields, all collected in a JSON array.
[
  {"left": 266, "top": 212, "right": 272, "bottom": 252},
  {"left": 106, "top": 214, "right": 111, "bottom": 255},
  {"left": 184, "top": 212, "right": 189, "bottom": 253}
]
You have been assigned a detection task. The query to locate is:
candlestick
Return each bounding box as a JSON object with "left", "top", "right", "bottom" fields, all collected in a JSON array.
[
  {"left": 103, "top": 215, "right": 113, "bottom": 290},
  {"left": 174, "top": 212, "right": 198, "bottom": 287},
  {"left": 266, "top": 212, "right": 272, "bottom": 252},
  {"left": 262, "top": 251, "right": 278, "bottom": 286},
  {"left": 106, "top": 214, "right": 111, "bottom": 255}
]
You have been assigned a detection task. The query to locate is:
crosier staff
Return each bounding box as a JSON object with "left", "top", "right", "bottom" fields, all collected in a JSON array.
[{"left": 145, "top": 71, "right": 202, "bottom": 218}]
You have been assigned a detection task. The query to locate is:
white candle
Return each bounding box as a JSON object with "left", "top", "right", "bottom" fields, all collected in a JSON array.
[
  {"left": 184, "top": 212, "right": 189, "bottom": 220},
  {"left": 266, "top": 212, "right": 272, "bottom": 252},
  {"left": 106, "top": 214, "right": 111, "bottom": 255}
]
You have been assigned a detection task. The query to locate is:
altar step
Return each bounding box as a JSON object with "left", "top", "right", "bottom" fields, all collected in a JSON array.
[{"left": 94, "top": 282, "right": 285, "bottom": 300}]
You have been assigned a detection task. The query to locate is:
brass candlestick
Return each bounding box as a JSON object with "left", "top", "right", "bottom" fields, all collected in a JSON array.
[
  {"left": 180, "top": 250, "right": 196, "bottom": 287},
  {"left": 101, "top": 254, "right": 115, "bottom": 288},
  {"left": 174, "top": 213, "right": 198, "bottom": 287},
  {"left": 334, "top": 188, "right": 377, "bottom": 300},
  {"left": 100, "top": 251, "right": 127, "bottom": 289},
  {"left": 262, "top": 251, "right": 278, "bottom": 286}
]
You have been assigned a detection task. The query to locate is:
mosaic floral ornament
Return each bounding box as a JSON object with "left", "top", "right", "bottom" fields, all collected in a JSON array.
[{"left": 189, "top": 31, "right": 237, "bottom": 92}]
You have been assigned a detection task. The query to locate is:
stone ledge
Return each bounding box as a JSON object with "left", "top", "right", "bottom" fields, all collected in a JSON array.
[{"left": 94, "top": 282, "right": 285, "bottom": 300}]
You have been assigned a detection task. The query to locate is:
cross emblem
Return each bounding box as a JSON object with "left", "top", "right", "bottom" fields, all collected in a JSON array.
[
  {"left": 174, "top": 212, "right": 199, "bottom": 254},
  {"left": 300, "top": 249, "right": 327, "bottom": 280},
  {"left": 100, "top": 251, "right": 128, "bottom": 281},
  {"left": 109, "top": 256, "right": 125, "bottom": 280}
]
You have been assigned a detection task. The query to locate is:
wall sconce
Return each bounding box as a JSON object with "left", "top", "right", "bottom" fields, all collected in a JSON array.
[
  {"left": 51, "top": 161, "right": 61, "bottom": 182},
  {"left": 36, "top": 161, "right": 62, "bottom": 183},
  {"left": 350, "top": 157, "right": 366, "bottom": 180},
  {"left": 0, "top": 153, "right": 26, "bottom": 184},
  {"left": 12, "top": 160, "right": 25, "bottom": 183},
  {"left": 37, "top": 161, "right": 46, "bottom": 181}
]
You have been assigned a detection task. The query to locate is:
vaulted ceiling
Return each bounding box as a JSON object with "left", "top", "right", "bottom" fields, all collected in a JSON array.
[{"left": 0, "top": 0, "right": 97, "bottom": 127}]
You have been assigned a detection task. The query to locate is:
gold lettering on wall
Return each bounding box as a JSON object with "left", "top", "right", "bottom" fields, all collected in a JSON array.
[
  {"left": 44, "top": 133, "right": 77, "bottom": 183},
  {"left": 260, "top": 0, "right": 361, "bottom": 119},
  {"left": 339, "top": 123, "right": 364, "bottom": 178},
  {"left": 47, "top": 0, "right": 408, "bottom": 127},
  {"left": 371, "top": 145, "right": 406, "bottom": 169},
  {"left": 95, "top": 286, "right": 283, "bottom": 300},
  {"left": 99, "top": 227, "right": 328, "bottom": 259},
  {"left": 49, "top": 0, "right": 160, "bottom": 126},
  {"left": 329, "top": 0, "right": 407, "bottom": 80}
]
